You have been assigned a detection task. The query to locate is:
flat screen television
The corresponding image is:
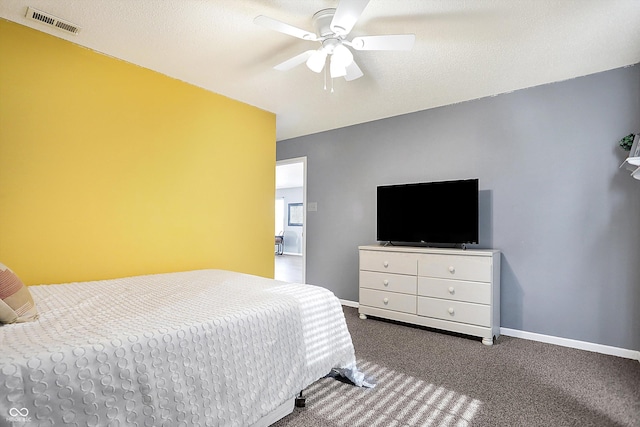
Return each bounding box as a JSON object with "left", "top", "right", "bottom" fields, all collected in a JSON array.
[{"left": 377, "top": 179, "right": 479, "bottom": 247}]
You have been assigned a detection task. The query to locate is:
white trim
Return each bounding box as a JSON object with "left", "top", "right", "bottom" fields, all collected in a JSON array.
[
  {"left": 340, "top": 299, "right": 359, "bottom": 308},
  {"left": 276, "top": 157, "right": 307, "bottom": 283},
  {"left": 501, "top": 328, "right": 640, "bottom": 362},
  {"left": 341, "top": 296, "right": 639, "bottom": 361}
]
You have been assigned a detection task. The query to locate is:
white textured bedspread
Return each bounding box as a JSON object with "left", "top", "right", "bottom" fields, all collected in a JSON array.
[{"left": 0, "top": 270, "right": 357, "bottom": 426}]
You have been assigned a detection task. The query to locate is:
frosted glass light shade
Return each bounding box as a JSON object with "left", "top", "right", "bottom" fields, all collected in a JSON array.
[
  {"left": 330, "top": 55, "right": 347, "bottom": 78},
  {"left": 306, "top": 50, "right": 327, "bottom": 73},
  {"left": 332, "top": 44, "right": 354, "bottom": 67}
]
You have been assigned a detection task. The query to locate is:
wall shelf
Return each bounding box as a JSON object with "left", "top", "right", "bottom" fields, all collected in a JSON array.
[{"left": 619, "top": 157, "right": 640, "bottom": 180}]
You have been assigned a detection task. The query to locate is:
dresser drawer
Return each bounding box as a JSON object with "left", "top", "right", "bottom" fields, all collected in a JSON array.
[
  {"left": 360, "top": 250, "right": 417, "bottom": 275},
  {"left": 418, "top": 254, "right": 492, "bottom": 282},
  {"left": 360, "top": 288, "right": 416, "bottom": 314},
  {"left": 360, "top": 271, "right": 417, "bottom": 295},
  {"left": 417, "top": 296, "right": 490, "bottom": 327},
  {"left": 418, "top": 277, "right": 490, "bottom": 304}
]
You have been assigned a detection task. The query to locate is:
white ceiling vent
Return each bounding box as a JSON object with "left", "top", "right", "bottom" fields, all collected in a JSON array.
[{"left": 25, "top": 7, "right": 81, "bottom": 35}]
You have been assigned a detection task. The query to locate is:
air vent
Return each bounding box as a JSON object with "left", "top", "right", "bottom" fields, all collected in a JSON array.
[{"left": 26, "top": 7, "right": 81, "bottom": 35}]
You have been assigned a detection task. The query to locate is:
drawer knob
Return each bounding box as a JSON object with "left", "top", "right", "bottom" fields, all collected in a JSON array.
[
  {"left": 448, "top": 286, "right": 455, "bottom": 294},
  {"left": 448, "top": 307, "right": 455, "bottom": 315},
  {"left": 383, "top": 261, "right": 389, "bottom": 268},
  {"left": 448, "top": 266, "right": 455, "bottom": 274},
  {"left": 383, "top": 279, "right": 389, "bottom": 286},
  {"left": 383, "top": 298, "right": 389, "bottom": 305}
]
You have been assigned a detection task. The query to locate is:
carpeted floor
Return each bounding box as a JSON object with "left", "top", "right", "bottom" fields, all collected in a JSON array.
[{"left": 273, "top": 306, "right": 640, "bottom": 427}]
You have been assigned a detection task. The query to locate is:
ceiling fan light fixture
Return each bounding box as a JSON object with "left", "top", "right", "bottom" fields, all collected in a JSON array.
[
  {"left": 330, "top": 56, "right": 347, "bottom": 78},
  {"left": 306, "top": 50, "right": 327, "bottom": 73},
  {"left": 255, "top": 0, "right": 414, "bottom": 83},
  {"left": 332, "top": 43, "right": 354, "bottom": 67}
]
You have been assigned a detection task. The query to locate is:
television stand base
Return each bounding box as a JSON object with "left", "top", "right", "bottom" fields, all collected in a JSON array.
[{"left": 358, "top": 245, "right": 500, "bottom": 346}]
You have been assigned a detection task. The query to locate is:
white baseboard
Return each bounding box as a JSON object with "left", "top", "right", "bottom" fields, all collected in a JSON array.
[
  {"left": 501, "top": 328, "right": 640, "bottom": 362},
  {"left": 340, "top": 300, "right": 639, "bottom": 362},
  {"left": 340, "top": 299, "right": 359, "bottom": 308}
]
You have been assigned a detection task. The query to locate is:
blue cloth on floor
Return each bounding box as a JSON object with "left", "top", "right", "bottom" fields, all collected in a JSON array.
[{"left": 329, "top": 365, "right": 376, "bottom": 388}]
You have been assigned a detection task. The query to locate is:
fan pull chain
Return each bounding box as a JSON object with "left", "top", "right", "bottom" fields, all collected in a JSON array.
[
  {"left": 321, "top": 64, "right": 334, "bottom": 93},
  {"left": 324, "top": 66, "right": 327, "bottom": 91}
]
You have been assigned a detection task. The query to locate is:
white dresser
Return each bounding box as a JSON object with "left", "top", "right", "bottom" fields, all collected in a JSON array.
[{"left": 359, "top": 245, "right": 500, "bottom": 345}]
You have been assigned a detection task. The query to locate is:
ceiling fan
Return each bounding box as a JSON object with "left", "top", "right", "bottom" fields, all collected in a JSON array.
[{"left": 254, "top": 0, "right": 415, "bottom": 82}]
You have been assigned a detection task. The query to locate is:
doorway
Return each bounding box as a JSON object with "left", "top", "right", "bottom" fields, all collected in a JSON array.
[{"left": 275, "top": 157, "right": 307, "bottom": 283}]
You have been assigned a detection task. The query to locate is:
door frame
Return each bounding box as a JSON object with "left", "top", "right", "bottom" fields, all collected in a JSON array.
[{"left": 275, "top": 156, "right": 307, "bottom": 283}]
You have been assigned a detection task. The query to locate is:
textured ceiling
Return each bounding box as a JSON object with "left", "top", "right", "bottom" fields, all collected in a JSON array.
[{"left": 2, "top": 1, "right": 639, "bottom": 141}]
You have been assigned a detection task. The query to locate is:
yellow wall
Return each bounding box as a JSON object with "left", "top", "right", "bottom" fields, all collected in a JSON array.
[{"left": 0, "top": 19, "right": 276, "bottom": 285}]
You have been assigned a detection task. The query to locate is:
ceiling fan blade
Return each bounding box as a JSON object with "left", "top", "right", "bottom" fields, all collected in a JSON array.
[
  {"left": 330, "top": 0, "right": 370, "bottom": 36},
  {"left": 254, "top": 15, "right": 318, "bottom": 41},
  {"left": 350, "top": 34, "right": 415, "bottom": 51},
  {"left": 274, "top": 50, "right": 316, "bottom": 71},
  {"left": 344, "top": 60, "right": 364, "bottom": 81}
]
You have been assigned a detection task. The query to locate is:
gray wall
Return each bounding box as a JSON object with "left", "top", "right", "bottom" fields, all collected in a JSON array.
[
  {"left": 276, "top": 187, "right": 303, "bottom": 254},
  {"left": 277, "top": 64, "right": 640, "bottom": 352}
]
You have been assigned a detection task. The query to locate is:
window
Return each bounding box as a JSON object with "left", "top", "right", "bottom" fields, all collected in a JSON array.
[{"left": 287, "top": 203, "right": 303, "bottom": 226}]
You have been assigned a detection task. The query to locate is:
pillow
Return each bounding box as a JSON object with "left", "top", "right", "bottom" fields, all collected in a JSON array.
[{"left": 0, "top": 262, "right": 38, "bottom": 324}]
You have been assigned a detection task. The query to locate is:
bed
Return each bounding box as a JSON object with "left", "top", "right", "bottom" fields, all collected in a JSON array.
[{"left": 0, "top": 269, "right": 361, "bottom": 426}]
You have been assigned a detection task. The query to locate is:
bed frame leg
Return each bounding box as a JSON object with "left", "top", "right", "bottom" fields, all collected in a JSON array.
[{"left": 295, "top": 391, "right": 306, "bottom": 408}]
